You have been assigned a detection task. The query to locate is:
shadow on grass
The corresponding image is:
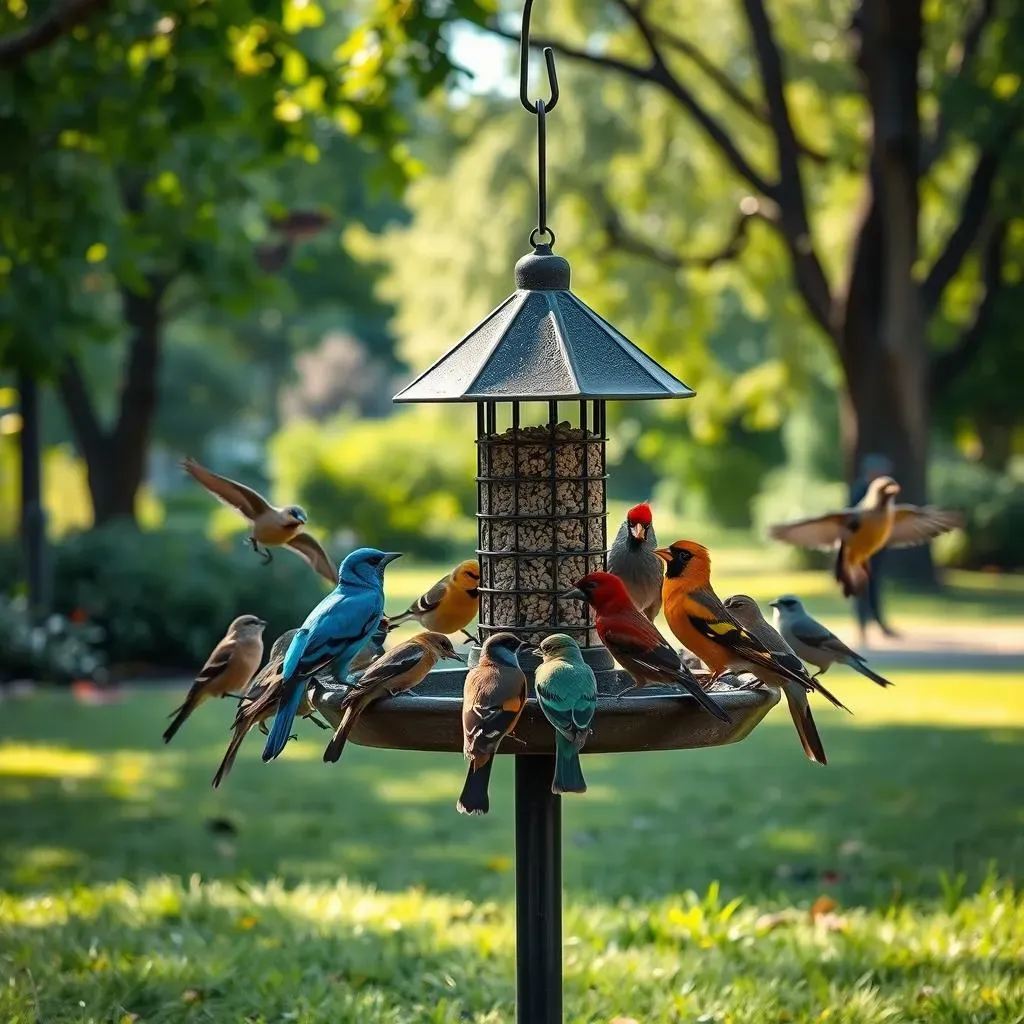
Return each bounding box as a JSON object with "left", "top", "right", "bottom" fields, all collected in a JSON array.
[{"left": 1, "top": 693, "right": 1022, "bottom": 908}]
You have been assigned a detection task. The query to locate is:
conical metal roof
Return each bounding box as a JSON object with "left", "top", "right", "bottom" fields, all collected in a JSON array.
[{"left": 393, "top": 246, "right": 695, "bottom": 404}]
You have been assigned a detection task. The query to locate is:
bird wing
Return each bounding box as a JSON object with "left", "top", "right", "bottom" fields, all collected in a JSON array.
[
  {"left": 285, "top": 532, "right": 338, "bottom": 583},
  {"left": 182, "top": 457, "right": 271, "bottom": 520},
  {"left": 535, "top": 663, "right": 596, "bottom": 738},
  {"left": 353, "top": 644, "right": 428, "bottom": 692},
  {"left": 405, "top": 574, "right": 450, "bottom": 617},
  {"left": 463, "top": 701, "right": 521, "bottom": 757},
  {"left": 768, "top": 511, "right": 856, "bottom": 550},
  {"left": 196, "top": 638, "right": 235, "bottom": 687},
  {"left": 296, "top": 591, "right": 383, "bottom": 676},
  {"left": 601, "top": 623, "right": 688, "bottom": 679},
  {"left": 888, "top": 505, "right": 965, "bottom": 547}
]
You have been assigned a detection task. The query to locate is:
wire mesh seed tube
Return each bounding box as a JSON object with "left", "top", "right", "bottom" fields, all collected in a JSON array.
[{"left": 477, "top": 399, "right": 607, "bottom": 646}]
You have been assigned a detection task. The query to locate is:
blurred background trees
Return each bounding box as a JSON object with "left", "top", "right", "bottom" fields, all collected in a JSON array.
[{"left": 1, "top": 0, "right": 1022, "bottom": 667}]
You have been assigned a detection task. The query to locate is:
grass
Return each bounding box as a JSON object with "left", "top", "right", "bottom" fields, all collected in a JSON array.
[{"left": 2, "top": 673, "right": 1024, "bottom": 1023}]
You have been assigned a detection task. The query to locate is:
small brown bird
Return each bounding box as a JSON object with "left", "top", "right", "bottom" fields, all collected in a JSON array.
[
  {"left": 323, "top": 631, "right": 462, "bottom": 763},
  {"left": 182, "top": 456, "right": 337, "bottom": 584},
  {"left": 723, "top": 594, "right": 849, "bottom": 766},
  {"left": 211, "top": 629, "right": 328, "bottom": 787},
  {"left": 389, "top": 559, "right": 480, "bottom": 642},
  {"left": 769, "top": 476, "right": 963, "bottom": 597},
  {"left": 458, "top": 632, "right": 528, "bottom": 815},
  {"left": 164, "top": 614, "right": 266, "bottom": 743}
]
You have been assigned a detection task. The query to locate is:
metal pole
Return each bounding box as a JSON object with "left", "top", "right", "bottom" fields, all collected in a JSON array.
[
  {"left": 17, "top": 370, "right": 47, "bottom": 612},
  {"left": 515, "top": 754, "right": 562, "bottom": 1024}
]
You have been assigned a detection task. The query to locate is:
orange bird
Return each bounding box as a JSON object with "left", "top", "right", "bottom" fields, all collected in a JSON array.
[
  {"left": 564, "top": 571, "right": 730, "bottom": 723},
  {"left": 769, "top": 476, "right": 962, "bottom": 597},
  {"left": 656, "top": 540, "right": 828, "bottom": 699}
]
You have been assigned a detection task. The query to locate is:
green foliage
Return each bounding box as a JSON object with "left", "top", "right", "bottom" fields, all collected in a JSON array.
[
  {"left": 271, "top": 409, "right": 477, "bottom": 557},
  {"left": 931, "top": 458, "right": 1024, "bottom": 570},
  {"left": 1, "top": 522, "right": 327, "bottom": 670},
  {"left": 0, "top": 596, "right": 107, "bottom": 684}
]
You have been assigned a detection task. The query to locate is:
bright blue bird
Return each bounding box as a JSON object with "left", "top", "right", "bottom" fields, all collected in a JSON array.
[{"left": 261, "top": 547, "right": 402, "bottom": 761}]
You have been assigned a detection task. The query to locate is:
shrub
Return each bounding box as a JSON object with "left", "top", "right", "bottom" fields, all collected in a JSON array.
[
  {"left": 751, "top": 468, "right": 847, "bottom": 568},
  {"left": 1, "top": 523, "right": 326, "bottom": 672},
  {"left": 0, "top": 595, "right": 107, "bottom": 684}
]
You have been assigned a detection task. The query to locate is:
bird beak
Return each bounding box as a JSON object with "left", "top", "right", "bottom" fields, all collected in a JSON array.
[
  {"left": 528, "top": 647, "right": 543, "bottom": 658},
  {"left": 381, "top": 552, "right": 403, "bottom": 566},
  {"left": 653, "top": 547, "right": 671, "bottom": 563},
  {"left": 768, "top": 600, "right": 779, "bottom": 609},
  {"left": 448, "top": 650, "right": 466, "bottom": 663},
  {"left": 630, "top": 522, "right": 647, "bottom": 541},
  {"left": 295, "top": 511, "right": 308, "bottom": 524},
  {"left": 562, "top": 588, "right": 586, "bottom": 602},
  {"left": 515, "top": 638, "right": 531, "bottom": 651}
]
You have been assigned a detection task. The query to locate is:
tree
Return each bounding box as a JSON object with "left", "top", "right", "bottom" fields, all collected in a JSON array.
[
  {"left": 0, "top": 0, "right": 484, "bottom": 523},
  {"left": 473, "top": 0, "right": 1024, "bottom": 578}
]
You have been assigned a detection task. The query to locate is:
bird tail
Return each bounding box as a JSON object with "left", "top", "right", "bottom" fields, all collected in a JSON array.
[
  {"left": 676, "top": 669, "right": 732, "bottom": 723},
  {"left": 807, "top": 676, "right": 852, "bottom": 714},
  {"left": 261, "top": 680, "right": 307, "bottom": 762},
  {"left": 781, "top": 683, "right": 827, "bottom": 766},
  {"left": 322, "top": 692, "right": 371, "bottom": 763},
  {"left": 834, "top": 542, "right": 866, "bottom": 597},
  {"left": 457, "top": 756, "right": 494, "bottom": 815},
  {"left": 552, "top": 735, "right": 587, "bottom": 794},
  {"left": 387, "top": 610, "right": 413, "bottom": 628},
  {"left": 162, "top": 686, "right": 205, "bottom": 743},
  {"left": 847, "top": 655, "right": 894, "bottom": 688},
  {"left": 212, "top": 724, "right": 249, "bottom": 788}
]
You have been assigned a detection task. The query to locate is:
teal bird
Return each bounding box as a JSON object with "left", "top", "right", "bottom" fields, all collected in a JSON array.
[{"left": 532, "top": 634, "right": 598, "bottom": 795}]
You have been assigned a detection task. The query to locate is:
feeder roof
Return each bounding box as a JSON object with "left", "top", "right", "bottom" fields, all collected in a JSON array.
[{"left": 393, "top": 247, "right": 695, "bottom": 404}]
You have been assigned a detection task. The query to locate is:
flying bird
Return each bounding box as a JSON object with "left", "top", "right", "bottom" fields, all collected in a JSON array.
[
  {"left": 723, "top": 594, "right": 848, "bottom": 766},
  {"left": 771, "top": 595, "right": 894, "bottom": 688},
  {"left": 564, "top": 571, "right": 731, "bottom": 723},
  {"left": 768, "top": 476, "right": 963, "bottom": 597},
  {"left": 389, "top": 559, "right": 481, "bottom": 642},
  {"left": 256, "top": 548, "right": 402, "bottom": 762},
  {"left": 458, "top": 632, "right": 528, "bottom": 815},
  {"left": 323, "top": 631, "right": 462, "bottom": 763},
  {"left": 212, "top": 628, "right": 328, "bottom": 788},
  {"left": 607, "top": 502, "right": 664, "bottom": 620},
  {"left": 657, "top": 540, "right": 835, "bottom": 711},
  {"left": 181, "top": 456, "right": 337, "bottom": 584},
  {"left": 163, "top": 614, "right": 266, "bottom": 743},
  {"left": 532, "top": 633, "right": 597, "bottom": 794}
]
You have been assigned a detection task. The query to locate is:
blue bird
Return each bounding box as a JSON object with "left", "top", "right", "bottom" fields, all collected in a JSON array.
[{"left": 260, "top": 547, "right": 403, "bottom": 761}]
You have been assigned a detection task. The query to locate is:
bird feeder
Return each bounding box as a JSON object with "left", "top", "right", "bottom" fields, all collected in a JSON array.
[{"left": 312, "top": 4, "right": 778, "bottom": 1020}]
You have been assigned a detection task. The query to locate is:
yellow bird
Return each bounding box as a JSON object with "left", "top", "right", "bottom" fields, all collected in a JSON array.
[
  {"left": 388, "top": 559, "right": 481, "bottom": 642},
  {"left": 182, "top": 456, "right": 337, "bottom": 584},
  {"left": 769, "top": 476, "right": 963, "bottom": 597}
]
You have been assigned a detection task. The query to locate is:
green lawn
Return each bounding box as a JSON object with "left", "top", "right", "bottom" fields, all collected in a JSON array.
[{"left": 2, "top": 673, "right": 1023, "bottom": 1023}]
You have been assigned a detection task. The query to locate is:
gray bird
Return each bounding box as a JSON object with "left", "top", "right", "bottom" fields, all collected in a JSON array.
[
  {"left": 771, "top": 595, "right": 894, "bottom": 688},
  {"left": 724, "top": 595, "right": 850, "bottom": 766},
  {"left": 607, "top": 502, "right": 663, "bottom": 620}
]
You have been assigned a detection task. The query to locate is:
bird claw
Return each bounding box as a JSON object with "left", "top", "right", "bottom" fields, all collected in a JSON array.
[
  {"left": 306, "top": 714, "right": 331, "bottom": 730},
  {"left": 506, "top": 733, "right": 527, "bottom": 747},
  {"left": 258, "top": 722, "right": 270, "bottom": 736}
]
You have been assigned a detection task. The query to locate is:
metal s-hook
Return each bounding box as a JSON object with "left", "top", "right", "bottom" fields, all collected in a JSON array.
[{"left": 519, "top": 0, "right": 559, "bottom": 115}]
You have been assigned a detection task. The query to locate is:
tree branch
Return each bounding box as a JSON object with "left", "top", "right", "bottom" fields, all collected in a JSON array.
[
  {"left": 598, "top": 198, "right": 767, "bottom": 270},
  {"left": 0, "top": 0, "right": 109, "bottom": 67},
  {"left": 920, "top": 0, "right": 997, "bottom": 174},
  {"left": 931, "top": 219, "right": 1007, "bottom": 390},
  {"left": 921, "top": 138, "right": 1011, "bottom": 313},
  {"left": 488, "top": 13, "right": 776, "bottom": 197}
]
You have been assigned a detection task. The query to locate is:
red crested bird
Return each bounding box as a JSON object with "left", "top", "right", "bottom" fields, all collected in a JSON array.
[
  {"left": 607, "top": 502, "right": 664, "bottom": 620},
  {"left": 563, "top": 571, "right": 731, "bottom": 723}
]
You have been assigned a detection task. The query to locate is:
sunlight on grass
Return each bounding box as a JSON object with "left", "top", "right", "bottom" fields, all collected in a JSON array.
[{"left": 0, "top": 745, "right": 101, "bottom": 779}]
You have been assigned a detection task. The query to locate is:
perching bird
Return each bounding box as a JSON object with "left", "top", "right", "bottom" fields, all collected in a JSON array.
[
  {"left": 182, "top": 456, "right": 337, "bottom": 584},
  {"left": 323, "top": 631, "right": 462, "bottom": 763},
  {"left": 564, "top": 572, "right": 731, "bottom": 723},
  {"left": 458, "top": 632, "right": 528, "bottom": 815},
  {"left": 533, "top": 634, "right": 597, "bottom": 794},
  {"left": 768, "top": 476, "right": 963, "bottom": 597},
  {"left": 657, "top": 540, "right": 829, "bottom": 705},
  {"left": 257, "top": 548, "right": 402, "bottom": 762},
  {"left": 212, "top": 629, "right": 328, "bottom": 788},
  {"left": 163, "top": 614, "right": 266, "bottom": 743},
  {"left": 607, "top": 502, "right": 664, "bottom": 620},
  {"left": 389, "top": 559, "right": 481, "bottom": 642},
  {"left": 723, "top": 594, "right": 848, "bottom": 766},
  {"left": 348, "top": 617, "right": 390, "bottom": 678},
  {"left": 771, "top": 595, "right": 894, "bottom": 688}
]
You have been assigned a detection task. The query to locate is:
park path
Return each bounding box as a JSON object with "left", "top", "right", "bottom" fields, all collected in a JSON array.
[{"left": 847, "top": 622, "right": 1023, "bottom": 671}]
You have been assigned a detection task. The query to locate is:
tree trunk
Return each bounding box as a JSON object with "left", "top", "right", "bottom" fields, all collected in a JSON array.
[{"left": 57, "top": 276, "right": 167, "bottom": 526}]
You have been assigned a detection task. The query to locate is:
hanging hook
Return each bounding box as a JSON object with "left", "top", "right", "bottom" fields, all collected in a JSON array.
[{"left": 519, "top": 0, "right": 559, "bottom": 114}]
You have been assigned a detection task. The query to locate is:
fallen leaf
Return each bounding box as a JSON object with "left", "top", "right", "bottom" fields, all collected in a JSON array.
[{"left": 810, "top": 896, "right": 838, "bottom": 920}]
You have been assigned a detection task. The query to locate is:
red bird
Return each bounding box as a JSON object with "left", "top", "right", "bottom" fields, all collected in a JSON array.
[{"left": 564, "top": 571, "right": 731, "bottom": 723}]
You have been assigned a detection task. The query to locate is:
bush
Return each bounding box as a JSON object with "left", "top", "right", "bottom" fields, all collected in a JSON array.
[
  {"left": 1, "top": 523, "right": 326, "bottom": 672},
  {"left": 931, "top": 460, "right": 1024, "bottom": 570},
  {"left": 0, "top": 595, "right": 107, "bottom": 684},
  {"left": 751, "top": 468, "right": 847, "bottom": 568}
]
